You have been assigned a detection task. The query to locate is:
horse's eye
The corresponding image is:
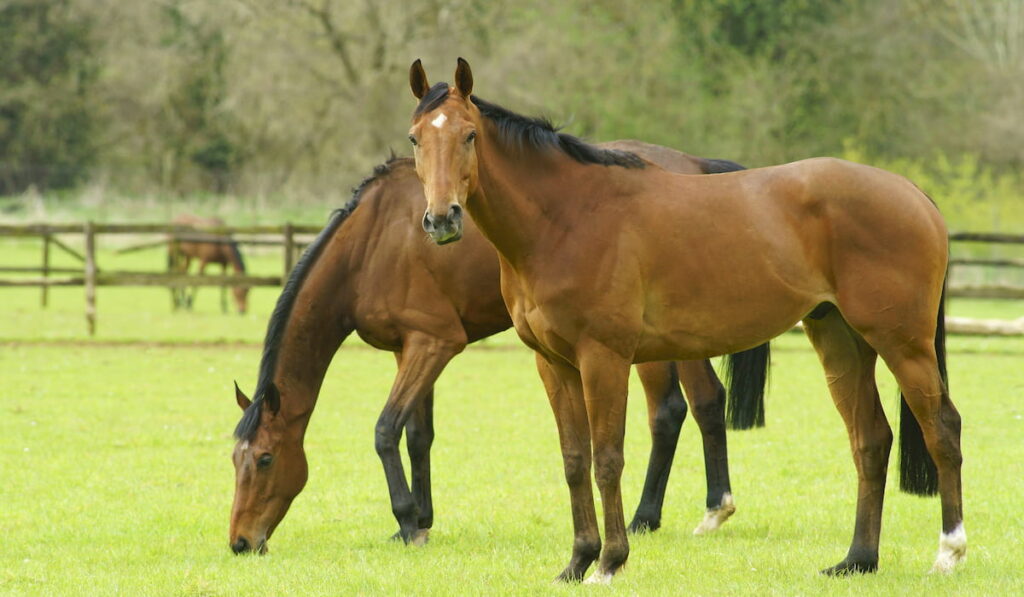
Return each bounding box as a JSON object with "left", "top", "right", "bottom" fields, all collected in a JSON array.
[
  {"left": 257, "top": 454, "right": 273, "bottom": 469},
  {"left": 466, "top": 131, "right": 477, "bottom": 143},
  {"left": 408, "top": 135, "right": 418, "bottom": 146}
]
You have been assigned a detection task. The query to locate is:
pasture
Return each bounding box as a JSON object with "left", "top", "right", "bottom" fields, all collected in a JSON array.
[{"left": 2, "top": 240, "right": 1023, "bottom": 595}]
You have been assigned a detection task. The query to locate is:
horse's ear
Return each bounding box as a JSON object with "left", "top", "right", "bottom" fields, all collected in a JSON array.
[
  {"left": 410, "top": 59, "right": 430, "bottom": 99},
  {"left": 234, "top": 381, "right": 251, "bottom": 411},
  {"left": 265, "top": 382, "right": 281, "bottom": 415},
  {"left": 454, "top": 57, "right": 473, "bottom": 97}
]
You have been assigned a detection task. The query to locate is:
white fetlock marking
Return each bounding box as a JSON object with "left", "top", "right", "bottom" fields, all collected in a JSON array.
[
  {"left": 693, "top": 492, "right": 736, "bottom": 535},
  {"left": 582, "top": 570, "right": 613, "bottom": 585},
  {"left": 931, "top": 523, "right": 966, "bottom": 573}
]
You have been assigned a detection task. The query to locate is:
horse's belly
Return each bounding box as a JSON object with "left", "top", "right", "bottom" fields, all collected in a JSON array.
[{"left": 635, "top": 287, "right": 820, "bottom": 361}]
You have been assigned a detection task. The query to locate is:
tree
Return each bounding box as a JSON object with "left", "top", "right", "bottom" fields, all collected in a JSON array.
[{"left": 0, "top": 0, "right": 99, "bottom": 193}]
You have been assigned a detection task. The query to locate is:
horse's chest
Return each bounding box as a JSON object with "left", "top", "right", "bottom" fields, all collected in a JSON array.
[{"left": 502, "top": 286, "right": 580, "bottom": 363}]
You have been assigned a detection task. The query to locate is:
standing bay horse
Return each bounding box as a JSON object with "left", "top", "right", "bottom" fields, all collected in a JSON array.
[
  {"left": 229, "top": 148, "right": 769, "bottom": 554},
  {"left": 406, "top": 59, "right": 964, "bottom": 582},
  {"left": 168, "top": 214, "right": 249, "bottom": 314}
]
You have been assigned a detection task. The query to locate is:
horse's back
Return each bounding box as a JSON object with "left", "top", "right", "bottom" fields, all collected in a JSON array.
[
  {"left": 599, "top": 140, "right": 705, "bottom": 174},
  {"left": 173, "top": 214, "right": 226, "bottom": 228},
  {"left": 171, "top": 214, "right": 231, "bottom": 263},
  {"left": 599, "top": 157, "right": 948, "bottom": 359}
]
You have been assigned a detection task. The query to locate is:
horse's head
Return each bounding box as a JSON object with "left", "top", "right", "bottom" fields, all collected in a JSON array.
[
  {"left": 229, "top": 382, "right": 307, "bottom": 555},
  {"left": 232, "top": 286, "right": 250, "bottom": 315},
  {"left": 408, "top": 58, "right": 480, "bottom": 245}
]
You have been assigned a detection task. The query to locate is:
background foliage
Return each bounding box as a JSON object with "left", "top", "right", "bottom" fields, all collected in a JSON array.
[{"left": 0, "top": 0, "right": 1021, "bottom": 230}]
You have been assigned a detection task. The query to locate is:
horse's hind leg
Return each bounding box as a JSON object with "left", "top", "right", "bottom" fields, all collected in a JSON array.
[
  {"left": 804, "top": 308, "right": 891, "bottom": 575},
  {"left": 405, "top": 387, "right": 435, "bottom": 532},
  {"left": 630, "top": 360, "right": 734, "bottom": 535},
  {"left": 677, "top": 359, "right": 735, "bottom": 535},
  {"left": 188, "top": 260, "right": 209, "bottom": 309},
  {"left": 870, "top": 335, "right": 964, "bottom": 573},
  {"left": 629, "top": 361, "right": 688, "bottom": 534}
]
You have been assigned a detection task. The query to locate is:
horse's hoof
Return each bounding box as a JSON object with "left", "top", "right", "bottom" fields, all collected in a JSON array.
[
  {"left": 820, "top": 559, "right": 877, "bottom": 576},
  {"left": 389, "top": 528, "right": 429, "bottom": 546},
  {"left": 931, "top": 524, "right": 966, "bottom": 574},
  {"left": 410, "top": 528, "right": 430, "bottom": 547},
  {"left": 693, "top": 493, "right": 736, "bottom": 535},
  {"left": 583, "top": 569, "right": 613, "bottom": 585},
  {"left": 627, "top": 518, "right": 659, "bottom": 535},
  {"left": 553, "top": 567, "right": 584, "bottom": 584}
]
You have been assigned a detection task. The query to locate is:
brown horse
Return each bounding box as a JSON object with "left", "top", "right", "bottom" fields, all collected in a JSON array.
[
  {"left": 168, "top": 214, "right": 249, "bottom": 314},
  {"left": 229, "top": 148, "right": 768, "bottom": 554},
  {"left": 406, "top": 59, "right": 963, "bottom": 582}
]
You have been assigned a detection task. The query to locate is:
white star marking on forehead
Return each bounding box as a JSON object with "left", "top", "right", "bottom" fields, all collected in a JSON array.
[
  {"left": 431, "top": 113, "right": 447, "bottom": 128},
  {"left": 240, "top": 440, "right": 250, "bottom": 452}
]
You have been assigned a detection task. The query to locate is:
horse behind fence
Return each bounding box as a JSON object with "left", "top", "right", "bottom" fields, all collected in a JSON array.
[{"left": 168, "top": 214, "right": 249, "bottom": 314}]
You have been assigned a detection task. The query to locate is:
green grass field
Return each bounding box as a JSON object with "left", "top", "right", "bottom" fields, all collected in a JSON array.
[{"left": 2, "top": 238, "right": 1024, "bottom": 595}]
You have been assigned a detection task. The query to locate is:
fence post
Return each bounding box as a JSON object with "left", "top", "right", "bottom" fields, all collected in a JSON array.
[
  {"left": 283, "top": 222, "right": 295, "bottom": 278},
  {"left": 41, "top": 231, "right": 51, "bottom": 308},
  {"left": 84, "top": 221, "right": 97, "bottom": 336}
]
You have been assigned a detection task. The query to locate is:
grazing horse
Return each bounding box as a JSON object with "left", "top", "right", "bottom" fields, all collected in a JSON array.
[
  {"left": 405, "top": 59, "right": 963, "bottom": 582},
  {"left": 168, "top": 214, "right": 249, "bottom": 314},
  {"left": 229, "top": 148, "right": 768, "bottom": 554}
]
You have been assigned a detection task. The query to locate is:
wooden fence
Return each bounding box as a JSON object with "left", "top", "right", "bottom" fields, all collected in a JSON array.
[
  {"left": 2, "top": 224, "right": 1024, "bottom": 335},
  {"left": 0, "top": 222, "right": 321, "bottom": 335}
]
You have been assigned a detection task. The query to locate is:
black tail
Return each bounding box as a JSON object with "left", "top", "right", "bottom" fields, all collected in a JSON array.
[
  {"left": 723, "top": 342, "right": 770, "bottom": 429},
  {"left": 898, "top": 282, "right": 946, "bottom": 496}
]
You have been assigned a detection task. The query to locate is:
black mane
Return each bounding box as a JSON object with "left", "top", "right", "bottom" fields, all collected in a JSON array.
[
  {"left": 471, "top": 96, "right": 645, "bottom": 169},
  {"left": 699, "top": 157, "right": 746, "bottom": 174},
  {"left": 413, "top": 82, "right": 644, "bottom": 170},
  {"left": 233, "top": 156, "right": 402, "bottom": 441},
  {"left": 228, "top": 240, "right": 246, "bottom": 273}
]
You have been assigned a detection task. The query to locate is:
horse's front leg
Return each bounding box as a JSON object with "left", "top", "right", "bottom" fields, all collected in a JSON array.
[
  {"left": 404, "top": 387, "right": 435, "bottom": 533},
  {"left": 578, "top": 345, "right": 632, "bottom": 584},
  {"left": 534, "top": 353, "right": 600, "bottom": 582},
  {"left": 375, "top": 333, "right": 462, "bottom": 545},
  {"left": 220, "top": 263, "right": 228, "bottom": 313}
]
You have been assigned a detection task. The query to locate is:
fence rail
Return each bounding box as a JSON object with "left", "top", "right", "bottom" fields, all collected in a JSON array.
[
  {"left": 3, "top": 223, "right": 1024, "bottom": 335},
  {"left": 1, "top": 220, "right": 318, "bottom": 334}
]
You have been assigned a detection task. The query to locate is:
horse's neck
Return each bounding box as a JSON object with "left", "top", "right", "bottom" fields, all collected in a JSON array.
[
  {"left": 226, "top": 246, "right": 245, "bottom": 273},
  {"left": 470, "top": 137, "right": 579, "bottom": 264},
  {"left": 271, "top": 227, "right": 360, "bottom": 424}
]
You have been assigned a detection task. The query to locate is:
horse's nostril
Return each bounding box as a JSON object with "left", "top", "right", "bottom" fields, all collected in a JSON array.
[
  {"left": 231, "top": 537, "right": 251, "bottom": 554},
  {"left": 422, "top": 211, "right": 433, "bottom": 232},
  {"left": 449, "top": 204, "right": 463, "bottom": 219}
]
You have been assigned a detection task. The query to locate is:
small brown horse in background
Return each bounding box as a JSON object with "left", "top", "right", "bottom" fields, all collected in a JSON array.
[
  {"left": 407, "top": 59, "right": 963, "bottom": 582},
  {"left": 229, "top": 147, "right": 768, "bottom": 555},
  {"left": 168, "top": 214, "right": 249, "bottom": 314}
]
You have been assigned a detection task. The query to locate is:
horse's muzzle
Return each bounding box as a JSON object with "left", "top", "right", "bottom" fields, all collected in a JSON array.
[
  {"left": 422, "top": 205, "right": 464, "bottom": 245},
  {"left": 230, "top": 536, "right": 268, "bottom": 555},
  {"left": 231, "top": 536, "right": 251, "bottom": 554}
]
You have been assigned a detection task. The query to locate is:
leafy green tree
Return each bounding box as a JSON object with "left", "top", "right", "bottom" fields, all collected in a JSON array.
[{"left": 0, "top": 0, "right": 99, "bottom": 193}]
